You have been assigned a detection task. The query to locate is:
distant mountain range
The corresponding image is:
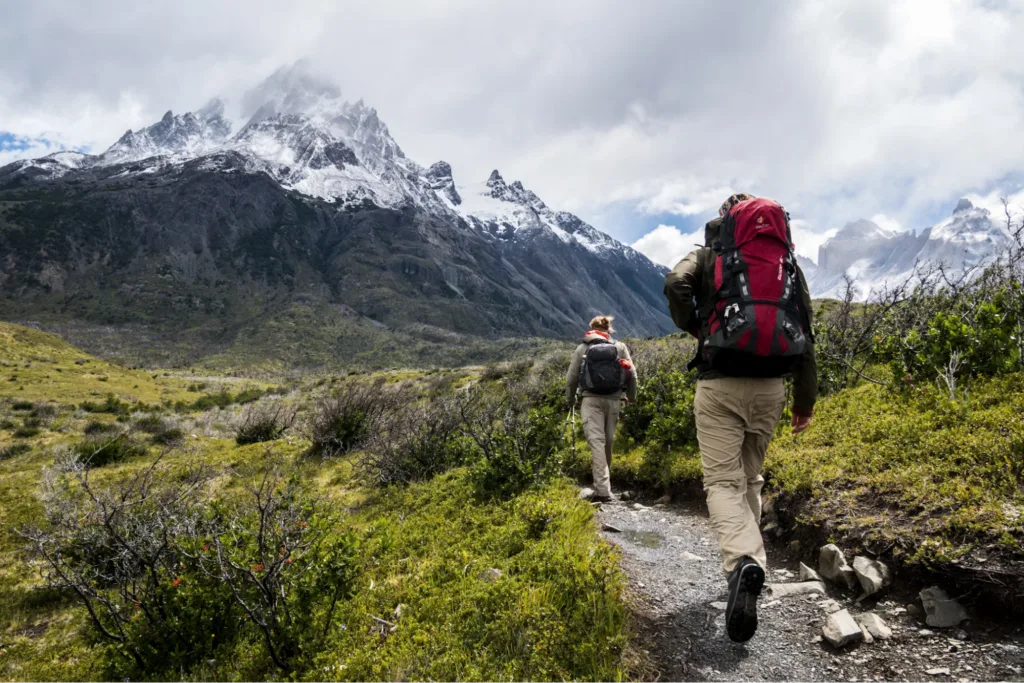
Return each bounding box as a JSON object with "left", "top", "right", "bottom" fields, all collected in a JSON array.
[
  {"left": 801, "top": 198, "right": 1009, "bottom": 298},
  {"left": 0, "top": 63, "right": 672, "bottom": 369}
]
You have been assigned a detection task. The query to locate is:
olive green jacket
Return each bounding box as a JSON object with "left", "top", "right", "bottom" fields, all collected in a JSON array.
[{"left": 663, "top": 220, "right": 818, "bottom": 416}]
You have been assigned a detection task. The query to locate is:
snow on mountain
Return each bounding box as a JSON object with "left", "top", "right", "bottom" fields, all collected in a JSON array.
[
  {"left": 454, "top": 169, "right": 620, "bottom": 253},
  {"left": 0, "top": 62, "right": 659, "bottom": 269},
  {"left": 100, "top": 99, "right": 232, "bottom": 165},
  {"left": 808, "top": 199, "right": 1009, "bottom": 298}
]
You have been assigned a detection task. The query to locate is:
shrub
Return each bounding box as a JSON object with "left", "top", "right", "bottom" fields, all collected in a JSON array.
[
  {"left": 80, "top": 394, "right": 131, "bottom": 415},
  {"left": 83, "top": 420, "right": 118, "bottom": 435},
  {"left": 356, "top": 396, "right": 469, "bottom": 485},
  {"left": 235, "top": 401, "right": 296, "bottom": 445},
  {"left": 71, "top": 434, "right": 148, "bottom": 468},
  {"left": 460, "top": 384, "right": 564, "bottom": 499},
  {"left": 151, "top": 426, "right": 185, "bottom": 446},
  {"left": 233, "top": 387, "right": 266, "bottom": 404},
  {"left": 0, "top": 443, "right": 31, "bottom": 460},
  {"left": 22, "top": 451, "right": 359, "bottom": 678},
  {"left": 0, "top": 419, "right": 15, "bottom": 430},
  {"left": 11, "top": 400, "right": 33, "bottom": 411},
  {"left": 304, "top": 381, "right": 409, "bottom": 457},
  {"left": 131, "top": 413, "right": 167, "bottom": 434},
  {"left": 13, "top": 425, "right": 40, "bottom": 438},
  {"left": 190, "top": 390, "right": 235, "bottom": 411}
]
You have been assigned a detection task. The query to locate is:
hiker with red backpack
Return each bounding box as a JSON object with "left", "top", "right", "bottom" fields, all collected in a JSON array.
[
  {"left": 565, "top": 315, "right": 638, "bottom": 504},
  {"left": 664, "top": 193, "right": 818, "bottom": 644}
]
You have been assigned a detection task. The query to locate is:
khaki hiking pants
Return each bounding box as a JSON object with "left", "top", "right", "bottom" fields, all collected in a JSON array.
[
  {"left": 581, "top": 395, "right": 621, "bottom": 497},
  {"left": 694, "top": 377, "right": 786, "bottom": 574}
]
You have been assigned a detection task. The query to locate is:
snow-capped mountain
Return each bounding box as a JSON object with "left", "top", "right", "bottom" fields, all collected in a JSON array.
[
  {"left": 0, "top": 63, "right": 672, "bottom": 366},
  {"left": 3, "top": 62, "right": 635, "bottom": 260},
  {"left": 807, "top": 199, "right": 1009, "bottom": 297}
]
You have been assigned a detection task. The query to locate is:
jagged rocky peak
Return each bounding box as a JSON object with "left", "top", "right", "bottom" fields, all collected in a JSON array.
[
  {"left": 423, "top": 161, "right": 461, "bottom": 205},
  {"left": 954, "top": 197, "right": 974, "bottom": 214},
  {"left": 102, "top": 103, "right": 232, "bottom": 164}
]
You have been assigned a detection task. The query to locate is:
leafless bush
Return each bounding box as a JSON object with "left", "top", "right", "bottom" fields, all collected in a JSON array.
[
  {"left": 235, "top": 400, "right": 297, "bottom": 445},
  {"left": 303, "top": 380, "right": 412, "bottom": 457},
  {"left": 356, "top": 395, "right": 466, "bottom": 485},
  {"left": 20, "top": 448, "right": 356, "bottom": 675}
]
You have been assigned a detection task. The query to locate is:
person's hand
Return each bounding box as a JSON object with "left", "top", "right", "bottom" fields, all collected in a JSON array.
[{"left": 791, "top": 412, "right": 812, "bottom": 435}]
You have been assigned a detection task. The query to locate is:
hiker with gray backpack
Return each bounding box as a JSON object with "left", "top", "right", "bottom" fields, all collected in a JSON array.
[
  {"left": 565, "top": 315, "right": 638, "bottom": 503},
  {"left": 664, "top": 193, "right": 818, "bottom": 644}
]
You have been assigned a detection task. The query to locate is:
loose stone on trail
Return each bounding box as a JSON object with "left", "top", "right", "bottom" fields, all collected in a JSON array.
[
  {"left": 578, "top": 487, "right": 595, "bottom": 500},
  {"left": 799, "top": 562, "right": 823, "bottom": 582},
  {"left": 823, "top": 609, "right": 864, "bottom": 648},
  {"left": 857, "top": 612, "right": 893, "bottom": 640},
  {"left": 768, "top": 581, "right": 827, "bottom": 598},
  {"left": 819, "top": 544, "right": 859, "bottom": 590},
  {"left": 920, "top": 586, "right": 968, "bottom": 628},
  {"left": 852, "top": 556, "right": 892, "bottom": 598}
]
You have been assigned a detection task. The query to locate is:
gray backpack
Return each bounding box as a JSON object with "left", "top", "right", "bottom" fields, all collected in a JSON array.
[{"left": 579, "top": 340, "right": 625, "bottom": 394}]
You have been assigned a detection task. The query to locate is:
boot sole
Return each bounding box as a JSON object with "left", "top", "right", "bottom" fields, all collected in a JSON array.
[{"left": 726, "top": 563, "right": 765, "bottom": 643}]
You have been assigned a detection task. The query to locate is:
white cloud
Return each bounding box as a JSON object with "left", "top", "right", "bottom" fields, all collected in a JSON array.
[
  {"left": 788, "top": 220, "right": 838, "bottom": 263},
  {"left": 869, "top": 214, "right": 905, "bottom": 236},
  {"left": 631, "top": 225, "right": 703, "bottom": 268},
  {"left": 2, "top": 0, "right": 1024, "bottom": 246}
]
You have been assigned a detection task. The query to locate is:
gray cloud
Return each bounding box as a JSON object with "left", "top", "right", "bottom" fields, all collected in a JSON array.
[{"left": 2, "top": 0, "right": 1024, "bottom": 244}]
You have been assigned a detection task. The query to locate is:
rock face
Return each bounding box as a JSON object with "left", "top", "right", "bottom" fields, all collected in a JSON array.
[
  {"left": 799, "top": 562, "right": 823, "bottom": 583},
  {"left": 0, "top": 62, "right": 674, "bottom": 367},
  {"left": 819, "top": 544, "right": 858, "bottom": 590},
  {"left": 852, "top": 556, "right": 892, "bottom": 597},
  {"left": 823, "top": 609, "right": 864, "bottom": 648},
  {"left": 920, "top": 586, "right": 969, "bottom": 628}
]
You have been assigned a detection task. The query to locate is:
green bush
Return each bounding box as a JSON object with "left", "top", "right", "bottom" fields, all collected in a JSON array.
[
  {"left": 13, "top": 425, "right": 40, "bottom": 439},
  {"left": 83, "top": 420, "right": 118, "bottom": 435},
  {"left": 79, "top": 394, "right": 131, "bottom": 415},
  {"left": 151, "top": 426, "right": 185, "bottom": 446},
  {"left": 71, "top": 434, "right": 148, "bottom": 468},
  {"left": 462, "top": 388, "right": 564, "bottom": 499},
  {"left": 0, "top": 443, "right": 31, "bottom": 460},
  {"left": 11, "top": 400, "right": 34, "bottom": 411}
]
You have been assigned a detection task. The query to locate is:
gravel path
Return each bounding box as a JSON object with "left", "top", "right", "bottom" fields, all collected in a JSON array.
[{"left": 597, "top": 497, "right": 1024, "bottom": 682}]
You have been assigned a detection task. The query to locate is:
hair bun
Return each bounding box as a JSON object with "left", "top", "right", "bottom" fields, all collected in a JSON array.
[{"left": 589, "top": 315, "right": 615, "bottom": 332}]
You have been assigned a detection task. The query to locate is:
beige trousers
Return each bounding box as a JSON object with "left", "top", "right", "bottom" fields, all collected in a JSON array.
[
  {"left": 580, "top": 395, "right": 621, "bottom": 497},
  {"left": 694, "top": 377, "right": 786, "bottom": 574}
]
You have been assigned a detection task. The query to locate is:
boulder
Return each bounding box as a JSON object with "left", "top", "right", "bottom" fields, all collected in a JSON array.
[
  {"left": 481, "top": 568, "right": 503, "bottom": 582},
  {"left": 920, "top": 586, "right": 968, "bottom": 628},
  {"left": 822, "top": 609, "right": 864, "bottom": 648},
  {"left": 819, "top": 544, "right": 858, "bottom": 590},
  {"left": 768, "top": 581, "right": 827, "bottom": 598},
  {"left": 619, "top": 490, "right": 633, "bottom": 501},
  {"left": 578, "top": 487, "right": 595, "bottom": 500},
  {"left": 654, "top": 494, "right": 672, "bottom": 505},
  {"left": 852, "top": 556, "right": 892, "bottom": 597},
  {"left": 799, "top": 562, "right": 823, "bottom": 582},
  {"left": 856, "top": 612, "right": 893, "bottom": 640}
]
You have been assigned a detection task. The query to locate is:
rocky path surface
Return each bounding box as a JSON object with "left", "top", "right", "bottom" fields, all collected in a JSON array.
[{"left": 597, "top": 497, "right": 1024, "bottom": 682}]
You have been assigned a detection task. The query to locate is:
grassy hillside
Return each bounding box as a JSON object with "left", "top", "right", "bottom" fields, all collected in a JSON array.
[
  {"left": 0, "top": 322, "right": 198, "bottom": 404},
  {"left": 0, "top": 328, "right": 630, "bottom": 681}
]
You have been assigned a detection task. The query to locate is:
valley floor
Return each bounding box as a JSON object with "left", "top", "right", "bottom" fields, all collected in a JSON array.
[{"left": 598, "top": 496, "right": 1024, "bottom": 682}]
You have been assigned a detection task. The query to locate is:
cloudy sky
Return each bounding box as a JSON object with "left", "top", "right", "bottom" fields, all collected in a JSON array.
[{"left": 3, "top": 0, "right": 1024, "bottom": 266}]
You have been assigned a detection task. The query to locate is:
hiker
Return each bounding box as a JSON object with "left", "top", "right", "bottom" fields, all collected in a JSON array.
[
  {"left": 664, "top": 193, "right": 817, "bottom": 643},
  {"left": 565, "top": 315, "right": 638, "bottom": 503}
]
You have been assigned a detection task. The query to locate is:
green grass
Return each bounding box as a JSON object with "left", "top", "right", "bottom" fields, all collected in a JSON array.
[
  {"left": 0, "top": 330, "right": 632, "bottom": 681},
  {"left": 766, "top": 373, "right": 1024, "bottom": 565}
]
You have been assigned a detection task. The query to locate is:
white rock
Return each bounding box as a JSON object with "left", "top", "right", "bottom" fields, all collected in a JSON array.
[
  {"left": 853, "top": 556, "right": 892, "bottom": 597},
  {"left": 859, "top": 623, "right": 875, "bottom": 644},
  {"left": 925, "top": 667, "right": 951, "bottom": 676},
  {"left": 800, "top": 562, "right": 823, "bottom": 582},
  {"left": 920, "top": 586, "right": 969, "bottom": 628},
  {"left": 682, "top": 551, "right": 705, "bottom": 562},
  {"left": 768, "top": 581, "right": 827, "bottom": 598},
  {"left": 632, "top": 503, "right": 647, "bottom": 511},
  {"left": 481, "top": 568, "right": 503, "bottom": 582},
  {"left": 579, "top": 487, "right": 595, "bottom": 500},
  {"left": 619, "top": 490, "right": 633, "bottom": 501},
  {"left": 710, "top": 601, "right": 728, "bottom": 610},
  {"left": 857, "top": 612, "right": 893, "bottom": 640},
  {"left": 819, "top": 544, "right": 858, "bottom": 590},
  {"left": 655, "top": 494, "right": 672, "bottom": 505},
  {"left": 823, "top": 609, "right": 864, "bottom": 648}
]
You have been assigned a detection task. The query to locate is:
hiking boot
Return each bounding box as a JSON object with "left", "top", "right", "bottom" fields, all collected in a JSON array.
[
  {"left": 592, "top": 494, "right": 615, "bottom": 504},
  {"left": 725, "top": 556, "right": 765, "bottom": 643}
]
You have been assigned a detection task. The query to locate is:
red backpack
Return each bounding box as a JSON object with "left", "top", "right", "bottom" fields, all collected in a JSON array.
[{"left": 698, "top": 198, "right": 810, "bottom": 377}]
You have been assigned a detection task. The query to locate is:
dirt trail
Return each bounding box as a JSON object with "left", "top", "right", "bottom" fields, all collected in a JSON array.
[{"left": 597, "top": 497, "right": 1024, "bottom": 682}]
